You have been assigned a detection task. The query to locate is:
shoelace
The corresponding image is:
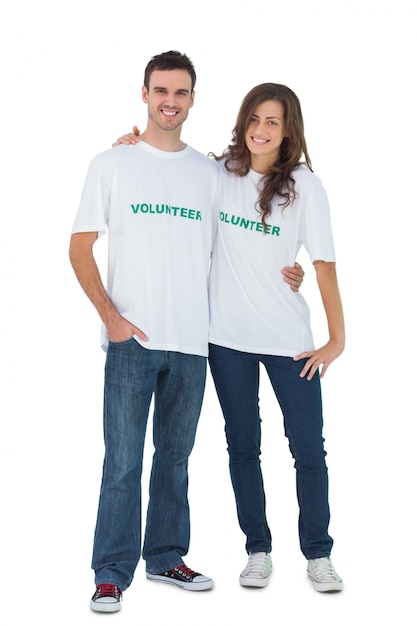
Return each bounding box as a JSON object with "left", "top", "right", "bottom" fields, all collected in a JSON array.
[
  {"left": 174, "top": 565, "right": 198, "bottom": 578},
  {"left": 245, "top": 553, "right": 268, "bottom": 574},
  {"left": 96, "top": 584, "right": 121, "bottom": 598},
  {"left": 309, "top": 559, "right": 338, "bottom": 582}
]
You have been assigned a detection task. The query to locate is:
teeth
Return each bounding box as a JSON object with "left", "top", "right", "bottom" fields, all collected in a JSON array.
[
  {"left": 252, "top": 137, "right": 268, "bottom": 144},
  {"left": 162, "top": 110, "right": 177, "bottom": 116}
]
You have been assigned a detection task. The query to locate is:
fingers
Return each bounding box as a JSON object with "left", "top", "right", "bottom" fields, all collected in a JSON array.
[
  {"left": 282, "top": 269, "right": 301, "bottom": 291},
  {"left": 281, "top": 263, "right": 304, "bottom": 292},
  {"left": 132, "top": 325, "right": 148, "bottom": 341},
  {"left": 107, "top": 317, "right": 148, "bottom": 342},
  {"left": 294, "top": 345, "right": 337, "bottom": 380},
  {"left": 294, "top": 350, "right": 322, "bottom": 381},
  {"left": 300, "top": 359, "right": 320, "bottom": 380},
  {"left": 112, "top": 132, "right": 140, "bottom": 147},
  {"left": 294, "top": 262, "right": 305, "bottom": 277}
]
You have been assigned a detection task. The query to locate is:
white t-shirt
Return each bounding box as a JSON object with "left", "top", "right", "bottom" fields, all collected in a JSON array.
[
  {"left": 208, "top": 162, "right": 335, "bottom": 356},
  {"left": 73, "top": 140, "right": 221, "bottom": 356}
]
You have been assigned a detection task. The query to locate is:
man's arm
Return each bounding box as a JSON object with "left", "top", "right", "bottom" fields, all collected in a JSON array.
[
  {"left": 282, "top": 262, "right": 304, "bottom": 292},
  {"left": 294, "top": 261, "right": 345, "bottom": 379},
  {"left": 69, "top": 232, "right": 148, "bottom": 342},
  {"left": 112, "top": 126, "right": 140, "bottom": 147}
]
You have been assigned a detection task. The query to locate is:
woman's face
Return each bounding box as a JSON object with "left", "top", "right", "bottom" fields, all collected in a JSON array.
[{"left": 245, "top": 99, "right": 286, "bottom": 170}]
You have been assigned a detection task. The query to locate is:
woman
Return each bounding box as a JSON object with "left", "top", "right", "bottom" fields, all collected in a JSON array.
[
  {"left": 208, "top": 83, "right": 344, "bottom": 592},
  {"left": 113, "top": 84, "right": 344, "bottom": 592}
]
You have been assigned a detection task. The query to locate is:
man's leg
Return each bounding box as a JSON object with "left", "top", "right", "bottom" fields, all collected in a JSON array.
[
  {"left": 143, "top": 351, "right": 206, "bottom": 573},
  {"left": 92, "top": 339, "right": 163, "bottom": 590}
]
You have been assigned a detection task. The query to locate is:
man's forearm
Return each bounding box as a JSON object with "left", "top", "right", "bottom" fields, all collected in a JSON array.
[{"left": 69, "top": 232, "right": 119, "bottom": 328}]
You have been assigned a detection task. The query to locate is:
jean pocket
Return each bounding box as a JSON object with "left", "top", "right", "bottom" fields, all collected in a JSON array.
[{"left": 108, "top": 336, "right": 136, "bottom": 347}]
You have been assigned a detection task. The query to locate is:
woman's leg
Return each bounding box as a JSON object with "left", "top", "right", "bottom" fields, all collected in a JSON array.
[
  {"left": 263, "top": 355, "right": 333, "bottom": 559},
  {"left": 209, "top": 344, "right": 272, "bottom": 554}
]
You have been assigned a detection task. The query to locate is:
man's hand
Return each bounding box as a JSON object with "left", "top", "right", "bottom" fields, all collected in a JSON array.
[
  {"left": 112, "top": 126, "right": 140, "bottom": 147},
  {"left": 282, "top": 262, "right": 305, "bottom": 292},
  {"left": 106, "top": 313, "right": 148, "bottom": 343}
]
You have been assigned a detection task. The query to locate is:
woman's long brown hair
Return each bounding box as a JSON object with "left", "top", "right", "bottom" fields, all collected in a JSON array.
[{"left": 211, "top": 83, "right": 313, "bottom": 225}]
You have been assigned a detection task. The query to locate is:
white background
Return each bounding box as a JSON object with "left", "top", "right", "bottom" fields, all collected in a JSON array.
[{"left": 1, "top": 1, "right": 416, "bottom": 624}]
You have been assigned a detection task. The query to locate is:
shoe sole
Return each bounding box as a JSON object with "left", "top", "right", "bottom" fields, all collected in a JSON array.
[
  {"left": 146, "top": 573, "right": 213, "bottom": 591},
  {"left": 90, "top": 600, "right": 121, "bottom": 612},
  {"left": 239, "top": 575, "right": 270, "bottom": 588},
  {"left": 308, "top": 576, "right": 344, "bottom": 592}
]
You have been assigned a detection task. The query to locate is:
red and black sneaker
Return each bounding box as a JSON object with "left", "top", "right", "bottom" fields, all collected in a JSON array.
[
  {"left": 90, "top": 583, "right": 123, "bottom": 612},
  {"left": 147, "top": 564, "right": 213, "bottom": 591}
]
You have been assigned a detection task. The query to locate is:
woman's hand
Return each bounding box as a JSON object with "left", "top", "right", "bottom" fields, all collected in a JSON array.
[{"left": 293, "top": 338, "right": 345, "bottom": 380}]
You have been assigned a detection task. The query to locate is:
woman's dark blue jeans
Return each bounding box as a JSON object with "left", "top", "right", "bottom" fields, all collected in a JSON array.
[{"left": 209, "top": 343, "right": 333, "bottom": 560}]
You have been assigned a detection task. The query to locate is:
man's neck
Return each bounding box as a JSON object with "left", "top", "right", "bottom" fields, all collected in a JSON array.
[{"left": 140, "top": 126, "right": 187, "bottom": 152}]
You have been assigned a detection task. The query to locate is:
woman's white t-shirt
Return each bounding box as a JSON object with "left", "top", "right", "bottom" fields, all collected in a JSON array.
[{"left": 208, "top": 162, "right": 335, "bottom": 357}]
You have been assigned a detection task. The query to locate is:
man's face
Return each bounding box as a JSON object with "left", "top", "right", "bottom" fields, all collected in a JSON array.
[{"left": 142, "top": 69, "right": 195, "bottom": 133}]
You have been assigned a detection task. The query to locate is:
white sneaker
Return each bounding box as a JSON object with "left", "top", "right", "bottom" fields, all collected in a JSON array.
[
  {"left": 307, "top": 557, "right": 343, "bottom": 592},
  {"left": 239, "top": 552, "right": 272, "bottom": 588}
]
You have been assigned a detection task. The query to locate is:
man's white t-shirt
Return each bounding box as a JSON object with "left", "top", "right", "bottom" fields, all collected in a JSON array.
[
  {"left": 73, "top": 141, "right": 221, "bottom": 356},
  {"left": 208, "top": 163, "right": 336, "bottom": 357}
]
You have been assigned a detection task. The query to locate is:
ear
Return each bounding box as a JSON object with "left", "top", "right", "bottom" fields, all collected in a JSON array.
[
  {"left": 142, "top": 85, "right": 149, "bottom": 103},
  {"left": 189, "top": 90, "right": 195, "bottom": 109}
]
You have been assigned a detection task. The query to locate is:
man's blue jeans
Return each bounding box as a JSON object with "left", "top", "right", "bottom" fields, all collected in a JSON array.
[
  {"left": 208, "top": 344, "right": 333, "bottom": 560},
  {"left": 92, "top": 338, "right": 206, "bottom": 590}
]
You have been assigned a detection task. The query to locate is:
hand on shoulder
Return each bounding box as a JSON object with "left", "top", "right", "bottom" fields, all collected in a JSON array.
[{"left": 112, "top": 126, "right": 140, "bottom": 147}]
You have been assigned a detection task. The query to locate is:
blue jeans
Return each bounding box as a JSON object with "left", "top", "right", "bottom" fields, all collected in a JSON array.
[
  {"left": 208, "top": 344, "right": 333, "bottom": 560},
  {"left": 92, "top": 338, "right": 206, "bottom": 590}
]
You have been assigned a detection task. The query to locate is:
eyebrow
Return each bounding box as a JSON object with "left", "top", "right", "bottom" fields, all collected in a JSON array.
[
  {"left": 251, "top": 114, "right": 281, "bottom": 121},
  {"left": 152, "top": 86, "right": 191, "bottom": 94}
]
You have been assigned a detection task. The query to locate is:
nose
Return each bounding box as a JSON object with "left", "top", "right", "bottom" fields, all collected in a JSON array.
[
  {"left": 253, "top": 122, "right": 268, "bottom": 136},
  {"left": 163, "top": 93, "right": 179, "bottom": 108}
]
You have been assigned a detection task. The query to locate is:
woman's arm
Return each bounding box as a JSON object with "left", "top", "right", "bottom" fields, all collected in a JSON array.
[{"left": 294, "top": 260, "right": 345, "bottom": 380}]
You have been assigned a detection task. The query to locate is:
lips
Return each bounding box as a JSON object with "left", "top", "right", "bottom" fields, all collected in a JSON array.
[{"left": 251, "top": 136, "right": 269, "bottom": 144}]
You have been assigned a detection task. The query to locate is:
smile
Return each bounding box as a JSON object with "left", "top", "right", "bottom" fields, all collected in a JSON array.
[
  {"left": 161, "top": 109, "right": 179, "bottom": 117},
  {"left": 251, "top": 137, "right": 269, "bottom": 144}
]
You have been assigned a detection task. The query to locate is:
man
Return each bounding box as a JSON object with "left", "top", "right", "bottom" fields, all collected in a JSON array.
[
  {"left": 70, "top": 51, "right": 220, "bottom": 612},
  {"left": 70, "top": 51, "right": 304, "bottom": 612}
]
